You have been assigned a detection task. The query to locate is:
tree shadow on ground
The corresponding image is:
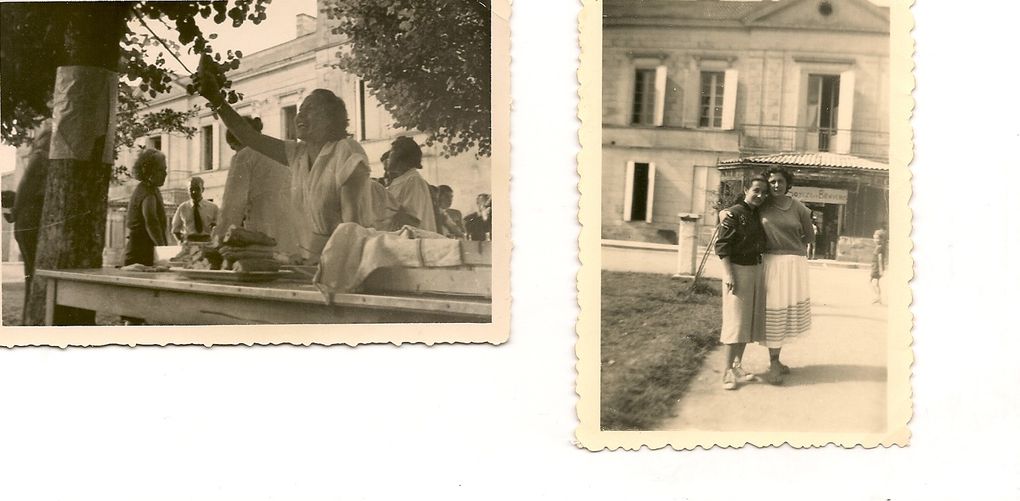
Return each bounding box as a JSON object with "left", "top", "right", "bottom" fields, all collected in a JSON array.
[{"left": 779, "top": 364, "right": 887, "bottom": 387}]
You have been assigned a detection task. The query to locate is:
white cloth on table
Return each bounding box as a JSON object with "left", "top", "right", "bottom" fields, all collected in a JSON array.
[
  {"left": 284, "top": 138, "right": 397, "bottom": 260},
  {"left": 218, "top": 147, "right": 302, "bottom": 256},
  {"left": 314, "top": 222, "right": 462, "bottom": 297},
  {"left": 386, "top": 168, "right": 438, "bottom": 233}
]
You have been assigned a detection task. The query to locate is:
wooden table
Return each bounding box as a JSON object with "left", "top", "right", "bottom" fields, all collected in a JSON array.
[{"left": 36, "top": 268, "right": 492, "bottom": 325}]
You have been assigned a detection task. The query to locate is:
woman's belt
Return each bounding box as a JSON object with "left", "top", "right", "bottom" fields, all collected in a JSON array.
[{"left": 729, "top": 254, "right": 763, "bottom": 266}]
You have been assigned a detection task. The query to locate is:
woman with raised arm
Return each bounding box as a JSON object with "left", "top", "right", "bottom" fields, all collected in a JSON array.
[{"left": 195, "top": 56, "right": 394, "bottom": 262}]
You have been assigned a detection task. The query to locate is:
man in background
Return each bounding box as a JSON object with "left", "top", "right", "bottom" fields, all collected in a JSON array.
[
  {"left": 172, "top": 177, "right": 218, "bottom": 243},
  {"left": 464, "top": 193, "right": 492, "bottom": 241}
]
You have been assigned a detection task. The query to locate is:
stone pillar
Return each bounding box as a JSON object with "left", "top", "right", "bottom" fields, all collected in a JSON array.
[{"left": 674, "top": 213, "right": 701, "bottom": 277}]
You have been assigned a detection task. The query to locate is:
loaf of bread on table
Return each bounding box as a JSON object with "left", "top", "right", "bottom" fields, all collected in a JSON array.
[
  {"left": 222, "top": 225, "right": 277, "bottom": 247},
  {"left": 219, "top": 248, "right": 276, "bottom": 261}
]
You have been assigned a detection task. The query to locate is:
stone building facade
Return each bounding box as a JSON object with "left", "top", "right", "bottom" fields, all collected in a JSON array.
[{"left": 602, "top": 0, "right": 890, "bottom": 259}]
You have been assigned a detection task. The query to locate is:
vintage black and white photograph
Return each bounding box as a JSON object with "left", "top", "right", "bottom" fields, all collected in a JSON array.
[
  {"left": 0, "top": 0, "right": 509, "bottom": 344},
  {"left": 577, "top": 0, "right": 912, "bottom": 448}
]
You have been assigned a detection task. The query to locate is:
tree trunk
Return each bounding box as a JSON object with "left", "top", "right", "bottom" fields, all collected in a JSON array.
[{"left": 24, "top": 3, "right": 130, "bottom": 326}]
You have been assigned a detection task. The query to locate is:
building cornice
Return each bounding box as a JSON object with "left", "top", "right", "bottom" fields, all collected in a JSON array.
[{"left": 604, "top": 20, "right": 889, "bottom": 36}]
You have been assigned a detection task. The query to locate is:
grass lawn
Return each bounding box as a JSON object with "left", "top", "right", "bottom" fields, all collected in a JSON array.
[
  {"left": 2, "top": 282, "right": 121, "bottom": 326},
  {"left": 600, "top": 271, "right": 722, "bottom": 431}
]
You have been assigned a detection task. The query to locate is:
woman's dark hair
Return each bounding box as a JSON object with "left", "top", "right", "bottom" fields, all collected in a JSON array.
[
  {"left": 132, "top": 149, "right": 165, "bottom": 182},
  {"left": 308, "top": 89, "right": 350, "bottom": 140},
  {"left": 729, "top": 176, "right": 771, "bottom": 205},
  {"left": 748, "top": 175, "right": 769, "bottom": 188},
  {"left": 763, "top": 166, "right": 794, "bottom": 193},
  {"left": 389, "top": 136, "right": 423, "bottom": 170},
  {"left": 438, "top": 184, "right": 453, "bottom": 195}
]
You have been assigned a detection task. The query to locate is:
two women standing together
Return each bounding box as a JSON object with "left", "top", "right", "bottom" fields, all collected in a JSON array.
[{"left": 715, "top": 166, "right": 815, "bottom": 390}]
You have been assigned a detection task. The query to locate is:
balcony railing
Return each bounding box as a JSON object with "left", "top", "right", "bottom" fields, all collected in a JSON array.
[{"left": 738, "top": 124, "right": 889, "bottom": 162}]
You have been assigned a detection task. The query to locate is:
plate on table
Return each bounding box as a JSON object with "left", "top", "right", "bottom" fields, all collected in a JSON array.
[{"left": 169, "top": 267, "right": 293, "bottom": 283}]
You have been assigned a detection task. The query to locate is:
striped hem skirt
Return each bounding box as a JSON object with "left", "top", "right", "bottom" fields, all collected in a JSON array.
[{"left": 761, "top": 254, "right": 811, "bottom": 348}]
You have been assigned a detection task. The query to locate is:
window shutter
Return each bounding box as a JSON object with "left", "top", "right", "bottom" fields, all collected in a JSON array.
[
  {"left": 623, "top": 161, "right": 635, "bottom": 221},
  {"left": 645, "top": 163, "right": 657, "bottom": 223},
  {"left": 653, "top": 65, "right": 667, "bottom": 126},
  {"left": 721, "top": 69, "right": 738, "bottom": 130},
  {"left": 835, "top": 69, "right": 856, "bottom": 154},
  {"left": 211, "top": 122, "right": 222, "bottom": 170}
]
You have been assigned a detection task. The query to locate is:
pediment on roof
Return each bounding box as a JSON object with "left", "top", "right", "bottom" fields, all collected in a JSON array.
[{"left": 744, "top": 0, "right": 889, "bottom": 33}]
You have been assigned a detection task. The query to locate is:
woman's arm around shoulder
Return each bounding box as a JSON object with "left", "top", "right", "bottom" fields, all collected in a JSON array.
[{"left": 795, "top": 198, "right": 815, "bottom": 243}]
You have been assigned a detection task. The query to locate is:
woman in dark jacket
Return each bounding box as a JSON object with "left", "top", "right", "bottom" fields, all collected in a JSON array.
[
  {"left": 124, "top": 149, "right": 168, "bottom": 266},
  {"left": 715, "top": 175, "right": 769, "bottom": 390}
]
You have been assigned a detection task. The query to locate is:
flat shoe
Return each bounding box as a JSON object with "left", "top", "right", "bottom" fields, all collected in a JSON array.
[
  {"left": 765, "top": 365, "right": 784, "bottom": 385},
  {"left": 722, "top": 369, "right": 738, "bottom": 390},
  {"left": 731, "top": 365, "right": 755, "bottom": 382}
]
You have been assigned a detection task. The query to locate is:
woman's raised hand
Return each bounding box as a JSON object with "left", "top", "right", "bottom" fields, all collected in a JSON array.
[{"left": 196, "top": 55, "right": 224, "bottom": 104}]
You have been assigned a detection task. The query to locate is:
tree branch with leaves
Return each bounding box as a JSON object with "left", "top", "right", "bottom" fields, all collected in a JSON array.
[
  {"left": 323, "top": 0, "right": 492, "bottom": 157},
  {"left": 0, "top": 0, "right": 270, "bottom": 325}
]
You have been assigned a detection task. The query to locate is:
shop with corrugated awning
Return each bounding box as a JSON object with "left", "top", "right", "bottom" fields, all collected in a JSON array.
[{"left": 718, "top": 152, "right": 888, "bottom": 262}]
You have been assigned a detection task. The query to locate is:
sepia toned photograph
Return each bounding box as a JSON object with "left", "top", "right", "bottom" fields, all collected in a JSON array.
[
  {"left": 0, "top": 0, "right": 510, "bottom": 346},
  {"left": 576, "top": 0, "right": 912, "bottom": 448}
]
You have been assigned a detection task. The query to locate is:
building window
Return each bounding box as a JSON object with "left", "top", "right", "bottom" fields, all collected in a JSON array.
[
  {"left": 698, "top": 68, "right": 739, "bottom": 130},
  {"left": 700, "top": 72, "right": 725, "bottom": 128},
  {"left": 806, "top": 75, "right": 839, "bottom": 132},
  {"left": 147, "top": 135, "right": 162, "bottom": 151},
  {"left": 282, "top": 105, "right": 297, "bottom": 140},
  {"left": 201, "top": 125, "right": 214, "bottom": 171},
  {"left": 804, "top": 70, "right": 855, "bottom": 154},
  {"left": 631, "top": 65, "right": 667, "bottom": 126},
  {"left": 623, "top": 161, "right": 656, "bottom": 223},
  {"left": 632, "top": 69, "right": 656, "bottom": 125}
]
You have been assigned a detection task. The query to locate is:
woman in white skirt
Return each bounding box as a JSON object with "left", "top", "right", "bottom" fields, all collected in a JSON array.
[
  {"left": 715, "top": 176, "right": 769, "bottom": 390},
  {"left": 757, "top": 166, "right": 815, "bottom": 384}
]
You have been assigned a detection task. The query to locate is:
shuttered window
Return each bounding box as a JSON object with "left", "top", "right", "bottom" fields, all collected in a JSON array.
[
  {"left": 700, "top": 69, "right": 738, "bottom": 130},
  {"left": 632, "top": 65, "right": 668, "bottom": 126}
]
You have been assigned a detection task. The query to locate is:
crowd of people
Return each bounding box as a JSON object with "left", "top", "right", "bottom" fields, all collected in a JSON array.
[
  {"left": 120, "top": 56, "right": 492, "bottom": 268},
  {"left": 2, "top": 58, "right": 488, "bottom": 326}
]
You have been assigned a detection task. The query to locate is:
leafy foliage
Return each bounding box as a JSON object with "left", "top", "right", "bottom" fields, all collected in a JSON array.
[
  {"left": 1, "top": 0, "right": 269, "bottom": 147},
  {"left": 112, "top": 82, "right": 199, "bottom": 184},
  {"left": 324, "top": 0, "right": 492, "bottom": 157}
]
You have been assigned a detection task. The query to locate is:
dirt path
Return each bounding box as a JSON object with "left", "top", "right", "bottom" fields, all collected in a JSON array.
[{"left": 658, "top": 267, "right": 888, "bottom": 433}]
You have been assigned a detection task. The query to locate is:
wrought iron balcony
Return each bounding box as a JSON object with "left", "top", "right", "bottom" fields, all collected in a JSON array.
[{"left": 738, "top": 124, "right": 889, "bottom": 161}]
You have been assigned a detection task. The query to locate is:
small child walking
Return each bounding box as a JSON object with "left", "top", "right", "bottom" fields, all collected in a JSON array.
[
  {"left": 871, "top": 229, "right": 888, "bottom": 304},
  {"left": 715, "top": 176, "right": 769, "bottom": 390}
]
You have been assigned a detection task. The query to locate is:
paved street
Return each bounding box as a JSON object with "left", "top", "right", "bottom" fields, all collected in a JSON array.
[{"left": 658, "top": 266, "right": 888, "bottom": 433}]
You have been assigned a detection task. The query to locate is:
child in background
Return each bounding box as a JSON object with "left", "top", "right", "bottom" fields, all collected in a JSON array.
[{"left": 871, "top": 229, "right": 888, "bottom": 304}]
